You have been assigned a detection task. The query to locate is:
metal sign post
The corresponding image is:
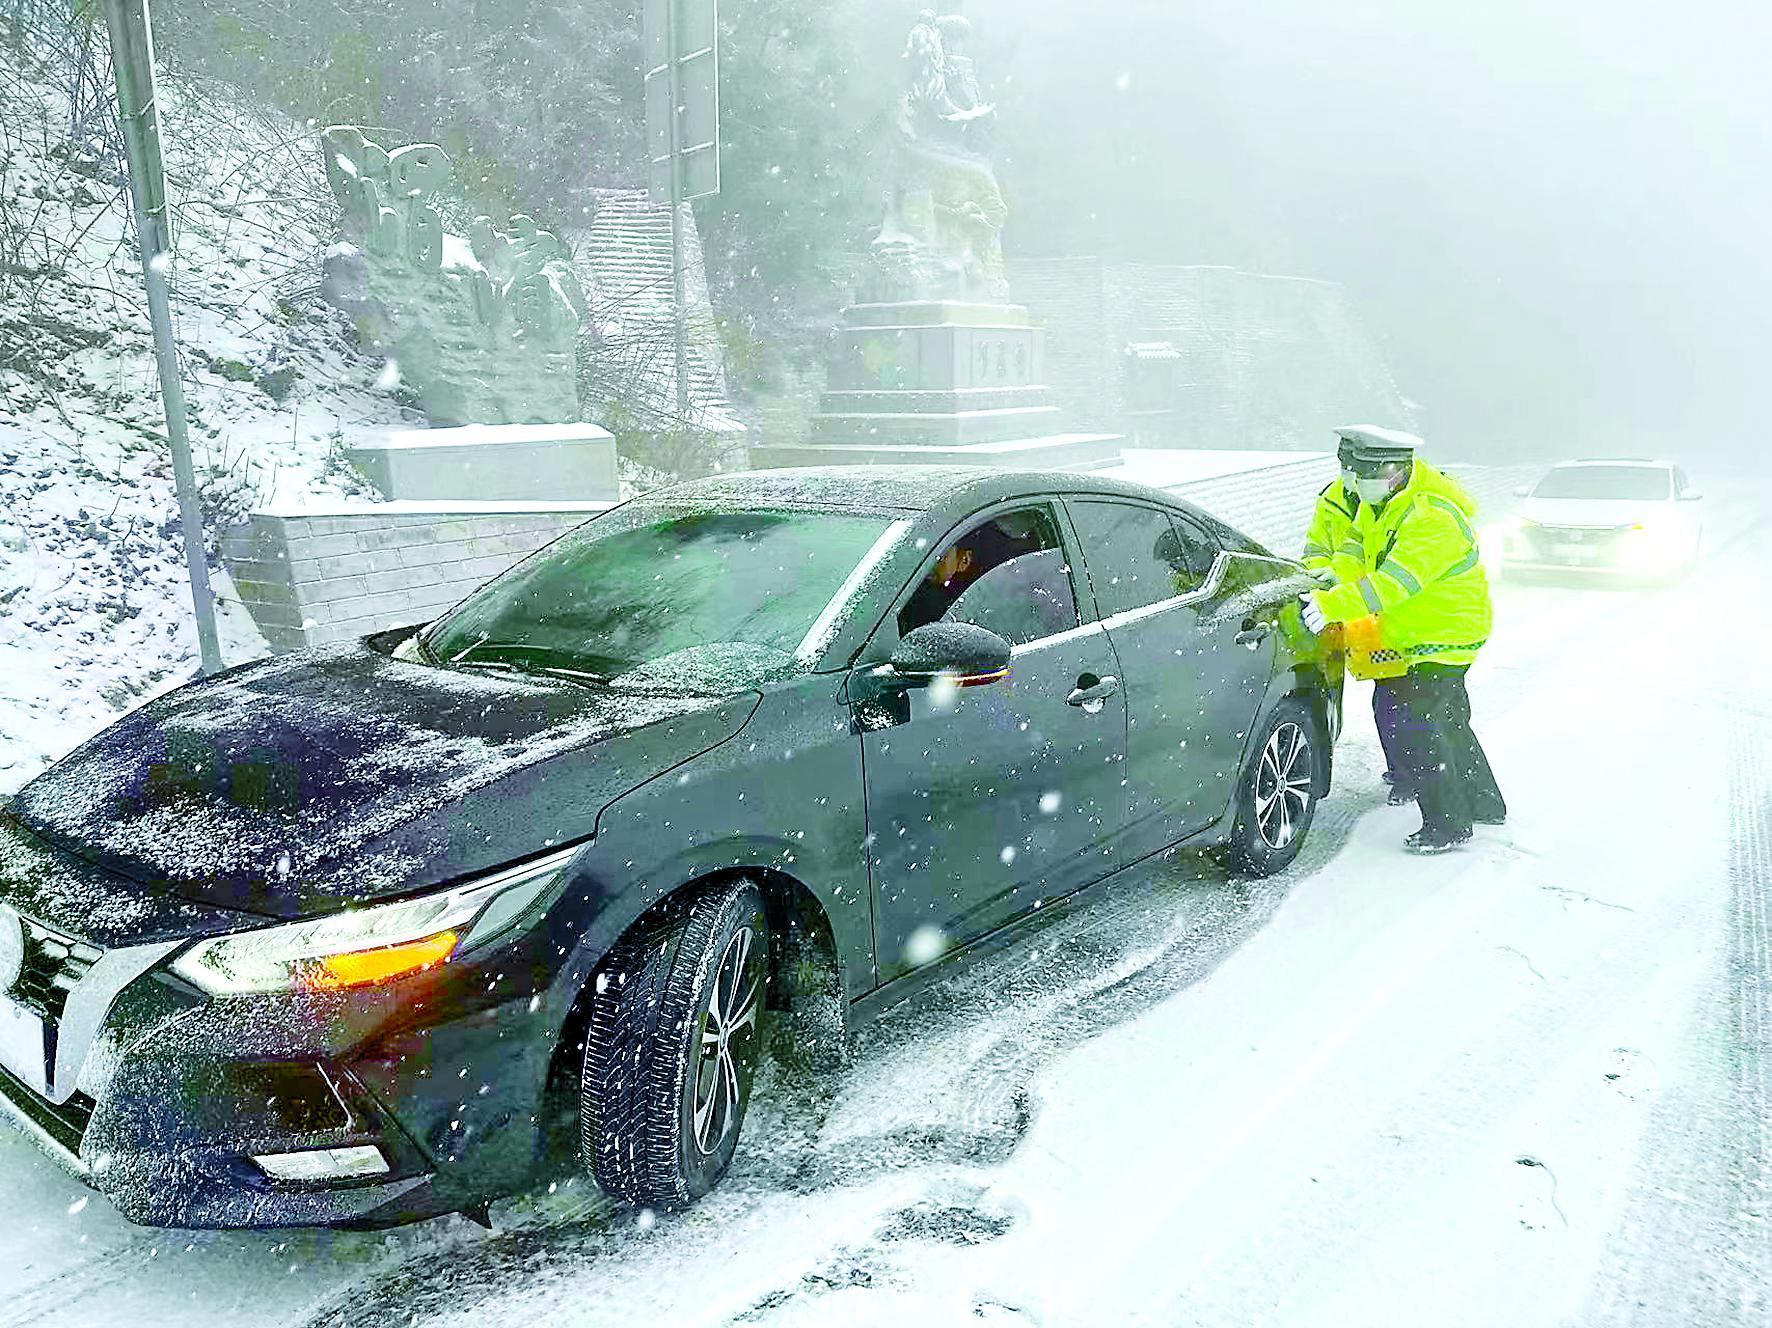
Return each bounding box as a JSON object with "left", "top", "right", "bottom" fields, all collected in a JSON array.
[
  {"left": 102, "top": 0, "right": 223, "bottom": 675},
  {"left": 644, "top": 0, "right": 720, "bottom": 430}
]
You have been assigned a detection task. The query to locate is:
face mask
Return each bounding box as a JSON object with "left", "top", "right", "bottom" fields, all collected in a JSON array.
[
  {"left": 1341, "top": 469, "right": 1360, "bottom": 494},
  {"left": 1355, "top": 474, "right": 1396, "bottom": 506}
]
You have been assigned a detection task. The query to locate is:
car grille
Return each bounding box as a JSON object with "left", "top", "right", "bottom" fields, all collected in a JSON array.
[
  {"left": 0, "top": 1060, "right": 95, "bottom": 1157},
  {"left": 10, "top": 920, "right": 104, "bottom": 1028},
  {"left": 1520, "top": 524, "right": 1631, "bottom": 558}
]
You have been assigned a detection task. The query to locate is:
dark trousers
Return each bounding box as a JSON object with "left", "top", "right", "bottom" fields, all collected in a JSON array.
[
  {"left": 1373, "top": 679, "right": 1410, "bottom": 792},
  {"left": 1393, "top": 663, "right": 1506, "bottom": 834}
]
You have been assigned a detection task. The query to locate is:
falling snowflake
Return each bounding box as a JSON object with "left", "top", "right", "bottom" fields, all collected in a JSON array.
[
  {"left": 929, "top": 673, "right": 961, "bottom": 713},
  {"left": 904, "top": 924, "right": 948, "bottom": 966}
]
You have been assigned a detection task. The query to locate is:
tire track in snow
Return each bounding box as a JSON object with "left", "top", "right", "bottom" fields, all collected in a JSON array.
[
  {"left": 1725, "top": 709, "right": 1772, "bottom": 1299},
  {"left": 1569, "top": 493, "right": 1772, "bottom": 1326},
  {"left": 296, "top": 802, "right": 1367, "bottom": 1328}
]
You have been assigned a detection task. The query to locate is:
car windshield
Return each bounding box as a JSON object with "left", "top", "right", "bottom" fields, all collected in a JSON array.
[
  {"left": 1532, "top": 466, "right": 1672, "bottom": 500},
  {"left": 422, "top": 505, "right": 898, "bottom": 690}
]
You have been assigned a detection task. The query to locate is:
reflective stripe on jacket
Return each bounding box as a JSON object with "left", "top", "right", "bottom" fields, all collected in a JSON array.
[
  {"left": 1342, "top": 614, "right": 1410, "bottom": 681},
  {"left": 1302, "top": 481, "right": 1365, "bottom": 584},
  {"left": 1315, "top": 460, "right": 1493, "bottom": 669}
]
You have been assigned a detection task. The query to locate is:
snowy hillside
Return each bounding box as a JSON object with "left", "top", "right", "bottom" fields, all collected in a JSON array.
[{"left": 0, "top": 38, "right": 408, "bottom": 790}]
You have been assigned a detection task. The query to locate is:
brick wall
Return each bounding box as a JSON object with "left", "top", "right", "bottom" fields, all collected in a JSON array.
[
  {"left": 221, "top": 506, "right": 606, "bottom": 652},
  {"left": 1165, "top": 460, "right": 1537, "bottom": 556}
]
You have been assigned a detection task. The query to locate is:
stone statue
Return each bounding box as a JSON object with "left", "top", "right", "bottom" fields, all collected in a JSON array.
[
  {"left": 872, "top": 10, "right": 1010, "bottom": 302},
  {"left": 318, "top": 127, "right": 589, "bottom": 426}
]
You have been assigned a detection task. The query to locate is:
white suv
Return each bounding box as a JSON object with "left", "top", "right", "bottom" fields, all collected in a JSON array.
[{"left": 1499, "top": 459, "right": 1704, "bottom": 579}]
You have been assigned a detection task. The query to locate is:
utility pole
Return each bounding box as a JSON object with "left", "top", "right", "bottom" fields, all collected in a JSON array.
[
  {"left": 663, "top": 0, "right": 691, "bottom": 430},
  {"left": 102, "top": 0, "right": 223, "bottom": 675},
  {"left": 645, "top": 0, "right": 720, "bottom": 432}
]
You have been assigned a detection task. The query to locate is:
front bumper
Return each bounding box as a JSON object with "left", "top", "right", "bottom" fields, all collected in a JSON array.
[
  {"left": 0, "top": 911, "right": 563, "bottom": 1229},
  {"left": 1500, "top": 524, "right": 1690, "bottom": 577}
]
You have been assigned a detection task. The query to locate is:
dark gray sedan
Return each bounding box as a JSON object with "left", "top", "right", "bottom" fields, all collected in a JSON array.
[{"left": 0, "top": 466, "right": 1342, "bottom": 1227}]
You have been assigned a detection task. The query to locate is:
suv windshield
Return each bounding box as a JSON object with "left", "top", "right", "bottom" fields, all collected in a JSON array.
[
  {"left": 423, "top": 505, "right": 897, "bottom": 690},
  {"left": 1533, "top": 465, "right": 1671, "bottom": 500}
]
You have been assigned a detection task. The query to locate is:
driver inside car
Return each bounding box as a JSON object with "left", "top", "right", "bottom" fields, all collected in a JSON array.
[{"left": 899, "top": 510, "right": 1046, "bottom": 635}]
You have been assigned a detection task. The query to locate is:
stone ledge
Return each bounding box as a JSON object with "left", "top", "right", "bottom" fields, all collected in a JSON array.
[{"left": 344, "top": 423, "right": 620, "bottom": 503}]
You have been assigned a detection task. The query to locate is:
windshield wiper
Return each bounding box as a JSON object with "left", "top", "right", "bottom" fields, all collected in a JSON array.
[{"left": 449, "top": 657, "right": 609, "bottom": 688}]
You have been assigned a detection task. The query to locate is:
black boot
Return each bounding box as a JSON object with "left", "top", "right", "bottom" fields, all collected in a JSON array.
[{"left": 1406, "top": 823, "right": 1472, "bottom": 854}]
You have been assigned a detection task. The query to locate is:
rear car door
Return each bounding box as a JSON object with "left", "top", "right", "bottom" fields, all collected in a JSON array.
[
  {"left": 1064, "top": 499, "right": 1274, "bottom": 856},
  {"left": 853, "top": 502, "right": 1127, "bottom": 983}
]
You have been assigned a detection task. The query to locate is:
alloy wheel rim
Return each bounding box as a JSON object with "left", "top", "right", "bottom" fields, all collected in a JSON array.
[
  {"left": 1254, "top": 722, "right": 1313, "bottom": 849},
  {"left": 692, "top": 923, "right": 764, "bottom": 1157}
]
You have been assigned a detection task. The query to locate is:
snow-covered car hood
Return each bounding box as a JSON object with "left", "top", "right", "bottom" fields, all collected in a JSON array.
[
  {"left": 1520, "top": 496, "right": 1670, "bottom": 529},
  {"left": 4, "top": 642, "right": 758, "bottom": 924}
]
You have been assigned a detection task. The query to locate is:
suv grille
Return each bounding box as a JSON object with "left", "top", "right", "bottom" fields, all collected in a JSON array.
[{"left": 10, "top": 920, "right": 104, "bottom": 1026}]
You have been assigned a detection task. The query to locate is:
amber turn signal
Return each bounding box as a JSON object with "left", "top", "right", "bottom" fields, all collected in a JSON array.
[{"left": 301, "top": 930, "right": 461, "bottom": 990}]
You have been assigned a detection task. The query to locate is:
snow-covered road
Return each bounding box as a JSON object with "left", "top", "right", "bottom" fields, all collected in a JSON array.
[{"left": 4, "top": 485, "right": 1768, "bottom": 1328}]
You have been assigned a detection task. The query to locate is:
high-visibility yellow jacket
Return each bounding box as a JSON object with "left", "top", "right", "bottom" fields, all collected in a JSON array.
[
  {"left": 1303, "top": 480, "right": 1405, "bottom": 680},
  {"left": 1302, "top": 480, "right": 1366, "bottom": 583},
  {"left": 1315, "top": 460, "right": 1492, "bottom": 670}
]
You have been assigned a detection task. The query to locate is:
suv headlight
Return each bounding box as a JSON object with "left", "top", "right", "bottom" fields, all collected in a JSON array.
[{"left": 170, "top": 845, "right": 580, "bottom": 996}]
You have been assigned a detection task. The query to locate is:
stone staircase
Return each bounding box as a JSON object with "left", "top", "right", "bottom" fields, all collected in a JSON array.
[{"left": 566, "top": 189, "right": 737, "bottom": 430}]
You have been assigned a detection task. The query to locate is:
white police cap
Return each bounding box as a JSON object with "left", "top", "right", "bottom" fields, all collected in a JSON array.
[{"left": 1333, "top": 424, "right": 1422, "bottom": 461}]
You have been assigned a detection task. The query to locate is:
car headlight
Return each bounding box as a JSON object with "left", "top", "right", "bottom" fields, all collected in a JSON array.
[
  {"left": 1621, "top": 521, "right": 1683, "bottom": 565},
  {"left": 170, "top": 845, "right": 581, "bottom": 996}
]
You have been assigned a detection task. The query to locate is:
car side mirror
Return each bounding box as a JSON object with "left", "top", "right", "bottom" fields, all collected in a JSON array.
[
  {"left": 1512, "top": 484, "right": 1532, "bottom": 498},
  {"left": 882, "top": 622, "right": 1012, "bottom": 687},
  {"left": 1679, "top": 489, "right": 1703, "bottom": 502}
]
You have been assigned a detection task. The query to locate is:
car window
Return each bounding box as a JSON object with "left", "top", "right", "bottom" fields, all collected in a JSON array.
[
  {"left": 897, "top": 506, "right": 1074, "bottom": 640},
  {"left": 940, "top": 547, "right": 1081, "bottom": 645},
  {"left": 1169, "top": 513, "right": 1222, "bottom": 586},
  {"left": 1532, "top": 465, "right": 1672, "bottom": 500},
  {"left": 1067, "top": 501, "right": 1203, "bottom": 616}
]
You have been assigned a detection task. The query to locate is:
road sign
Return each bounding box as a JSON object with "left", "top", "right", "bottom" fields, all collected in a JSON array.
[{"left": 644, "top": 0, "right": 720, "bottom": 203}]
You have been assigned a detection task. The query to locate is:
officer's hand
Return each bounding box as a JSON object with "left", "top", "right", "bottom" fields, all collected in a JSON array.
[
  {"left": 1299, "top": 592, "right": 1328, "bottom": 635},
  {"left": 1309, "top": 566, "right": 1338, "bottom": 587}
]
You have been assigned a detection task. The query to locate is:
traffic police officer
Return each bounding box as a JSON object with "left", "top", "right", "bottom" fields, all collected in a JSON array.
[
  {"left": 1302, "top": 431, "right": 1412, "bottom": 804},
  {"left": 1300, "top": 427, "right": 1507, "bottom": 852}
]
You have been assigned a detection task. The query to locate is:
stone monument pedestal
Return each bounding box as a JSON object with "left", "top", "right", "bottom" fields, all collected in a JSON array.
[{"left": 750, "top": 301, "right": 1122, "bottom": 472}]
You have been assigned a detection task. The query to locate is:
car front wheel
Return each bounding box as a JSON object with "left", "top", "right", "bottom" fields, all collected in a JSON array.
[
  {"left": 581, "top": 878, "right": 770, "bottom": 1208},
  {"left": 1226, "top": 698, "right": 1321, "bottom": 876}
]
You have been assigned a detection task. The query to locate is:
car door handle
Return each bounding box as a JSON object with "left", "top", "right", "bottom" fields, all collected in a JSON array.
[
  {"left": 1234, "top": 619, "right": 1274, "bottom": 648},
  {"left": 1067, "top": 675, "right": 1120, "bottom": 708}
]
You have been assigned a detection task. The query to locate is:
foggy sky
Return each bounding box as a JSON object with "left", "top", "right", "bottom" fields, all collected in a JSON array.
[{"left": 955, "top": 0, "right": 1771, "bottom": 463}]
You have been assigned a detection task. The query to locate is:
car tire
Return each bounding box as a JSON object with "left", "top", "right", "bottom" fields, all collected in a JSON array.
[
  {"left": 581, "top": 878, "right": 770, "bottom": 1209},
  {"left": 1226, "top": 697, "right": 1321, "bottom": 877}
]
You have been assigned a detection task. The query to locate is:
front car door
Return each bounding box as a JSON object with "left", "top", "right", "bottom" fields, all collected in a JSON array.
[
  {"left": 853, "top": 502, "right": 1127, "bottom": 983},
  {"left": 1064, "top": 499, "right": 1276, "bottom": 857}
]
